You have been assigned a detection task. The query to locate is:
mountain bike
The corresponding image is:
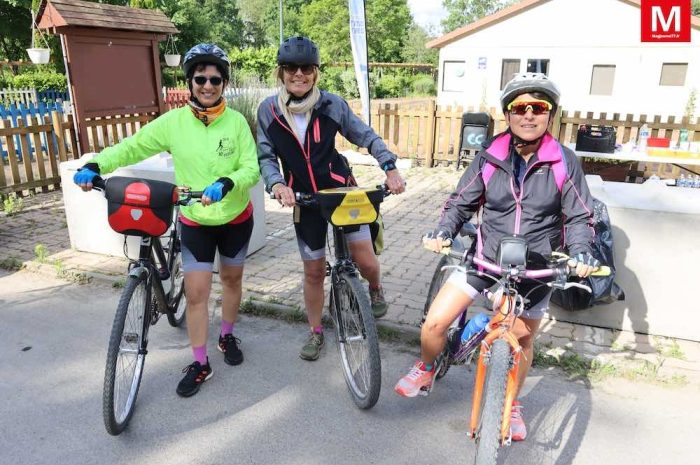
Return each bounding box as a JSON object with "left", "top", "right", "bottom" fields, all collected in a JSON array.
[
  {"left": 289, "top": 185, "right": 390, "bottom": 409},
  {"left": 422, "top": 237, "right": 609, "bottom": 465},
  {"left": 89, "top": 176, "right": 201, "bottom": 435}
]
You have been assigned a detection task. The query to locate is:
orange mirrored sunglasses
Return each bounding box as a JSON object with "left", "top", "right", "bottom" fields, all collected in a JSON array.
[{"left": 507, "top": 100, "right": 552, "bottom": 115}]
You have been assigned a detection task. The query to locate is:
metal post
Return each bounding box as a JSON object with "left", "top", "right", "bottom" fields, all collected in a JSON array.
[{"left": 279, "top": 0, "right": 284, "bottom": 44}]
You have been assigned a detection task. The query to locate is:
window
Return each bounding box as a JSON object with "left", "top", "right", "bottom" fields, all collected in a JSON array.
[
  {"left": 590, "top": 65, "right": 615, "bottom": 95},
  {"left": 500, "top": 59, "right": 521, "bottom": 89},
  {"left": 527, "top": 59, "right": 549, "bottom": 75},
  {"left": 659, "top": 63, "right": 687, "bottom": 86},
  {"left": 442, "top": 61, "right": 465, "bottom": 92}
]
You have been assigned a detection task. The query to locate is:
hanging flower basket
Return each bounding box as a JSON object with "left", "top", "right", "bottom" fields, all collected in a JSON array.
[
  {"left": 163, "top": 34, "right": 180, "bottom": 67},
  {"left": 164, "top": 54, "right": 181, "bottom": 67},
  {"left": 27, "top": 9, "right": 51, "bottom": 64},
  {"left": 27, "top": 47, "right": 51, "bottom": 64}
]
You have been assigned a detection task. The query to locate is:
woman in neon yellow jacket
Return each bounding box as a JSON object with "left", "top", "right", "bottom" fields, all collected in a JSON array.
[{"left": 74, "top": 44, "right": 260, "bottom": 398}]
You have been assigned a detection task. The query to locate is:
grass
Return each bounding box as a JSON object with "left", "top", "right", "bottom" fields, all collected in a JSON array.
[
  {"left": 656, "top": 337, "right": 686, "bottom": 360},
  {"left": 34, "top": 244, "right": 49, "bottom": 263},
  {"left": 533, "top": 345, "right": 688, "bottom": 386},
  {"left": 1, "top": 193, "right": 25, "bottom": 216},
  {"left": 0, "top": 257, "right": 24, "bottom": 271}
]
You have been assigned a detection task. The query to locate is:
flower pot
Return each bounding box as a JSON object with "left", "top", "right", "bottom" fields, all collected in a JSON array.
[
  {"left": 27, "top": 48, "right": 50, "bottom": 64},
  {"left": 164, "top": 54, "right": 181, "bottom": 67}
]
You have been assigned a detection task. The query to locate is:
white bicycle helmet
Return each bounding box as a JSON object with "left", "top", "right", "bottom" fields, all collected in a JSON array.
[{"left": 500, "top": 73, "right": 561, "bottom": 111}]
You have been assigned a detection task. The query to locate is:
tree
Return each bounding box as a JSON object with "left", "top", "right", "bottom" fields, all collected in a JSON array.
[
  {"left": 0, "top": 0, "right": 31, "bottom": 62},
  {"left": 441, "top": 0, "right": 515, "bottom": 33},
  {"left": 402, "top": 23, "right": 438, "bottom": 65},
  {"left": 299, "top": 0, "right": 411, "bottom": 63},
  {"left": 160, "top": 0, "right": 245, "bottom": 53}
]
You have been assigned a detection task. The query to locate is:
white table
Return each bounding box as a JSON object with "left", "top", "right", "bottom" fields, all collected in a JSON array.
[{"left": 575, "top": 149, "right": 700, "bottom": 167}]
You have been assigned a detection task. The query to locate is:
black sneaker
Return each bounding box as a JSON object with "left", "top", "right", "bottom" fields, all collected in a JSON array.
[
  {"left": 176, "top": 359, "right": 213, "bottom": 397},
  {"left": 218, "top": 334, "right": 244, "bottom": 366}
]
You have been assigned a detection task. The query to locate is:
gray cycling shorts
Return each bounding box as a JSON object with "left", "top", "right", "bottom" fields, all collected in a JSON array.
[
  {"left": 297, "top": 224, "right": 371, "bottom": 261},
  {"left": 446, "top": 267, "right": 552, "bottom": 320}
]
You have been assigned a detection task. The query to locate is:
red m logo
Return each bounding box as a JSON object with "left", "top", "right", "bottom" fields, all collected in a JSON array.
[{"left": 641, "top": 0, "right": 691, "bottom": 42}]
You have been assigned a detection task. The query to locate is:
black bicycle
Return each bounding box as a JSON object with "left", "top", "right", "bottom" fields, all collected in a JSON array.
[
  {"left": 89, "top": 176, "right": 200, "bottom": 435},
  {"left": 290, "top": 185, "right": 390, "bottom": 409}
]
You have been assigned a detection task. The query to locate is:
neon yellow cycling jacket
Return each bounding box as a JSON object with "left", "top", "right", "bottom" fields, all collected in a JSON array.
[{"left": 92, "top": 106, "right": 260, "bottom": 226}]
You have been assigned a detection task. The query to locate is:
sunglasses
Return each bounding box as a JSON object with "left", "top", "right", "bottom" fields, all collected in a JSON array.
[
  {"left": 507, "top": 100, "right": 552, "bottom": 116},
  {"left": 282, "top": 64, "right": 316, "bottom": 75},
  {"left": 193, "top": 75, "right": 223, "bottom": 86}
]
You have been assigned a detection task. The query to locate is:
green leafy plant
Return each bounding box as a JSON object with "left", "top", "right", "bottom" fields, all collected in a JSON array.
[
  {"left": 2, "top": 193, "right": 24, "bottom": 216},
  {"left": 11, "top": 70, "right": 67, "bottom": 92},
  {"left": 34, "top": 243, "right": 48, "bottom": 263},
  {"left": 226, "top": 76, "right": 270, "bottom": 138}
]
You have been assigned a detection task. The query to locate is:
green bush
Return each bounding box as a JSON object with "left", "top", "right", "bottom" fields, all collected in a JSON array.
[
  {"left": 374, "top": 73, "right": 411, "bottom": 98},
  {"left": 229, "top": 46, "right": 278, "bottom": 82},
  {"left": 411, "top": 75, "right": 436, "bottom": 96},
  {"left": 11, "top": 71, "right": 66, "bottom": 92}
]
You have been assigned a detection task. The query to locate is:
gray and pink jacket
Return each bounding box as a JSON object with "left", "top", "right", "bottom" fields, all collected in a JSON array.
[{"left": 438, "top": 131, "right": 595, "bottom": 261}]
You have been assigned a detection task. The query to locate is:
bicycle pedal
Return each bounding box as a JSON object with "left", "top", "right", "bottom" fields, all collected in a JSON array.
[{"left": 418, "top": 385, "right": 433, "bottom": 396}]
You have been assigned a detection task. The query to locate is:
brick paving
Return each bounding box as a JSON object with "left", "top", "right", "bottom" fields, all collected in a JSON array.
[{"left": 2, "top": 163, "right": 698, "bottom": 383}]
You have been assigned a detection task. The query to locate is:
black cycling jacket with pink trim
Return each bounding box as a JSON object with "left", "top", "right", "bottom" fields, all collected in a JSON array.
[
  {"left": 438, "top": 132, "right": 595, "bottom": 261},
  {"left": 256, "top": 91, "right": 396, "bottom": 193}
]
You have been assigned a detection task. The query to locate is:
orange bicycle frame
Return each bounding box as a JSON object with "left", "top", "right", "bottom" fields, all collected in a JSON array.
[{"left": 468, "top": 291, "right": 523, "bottom": 444}]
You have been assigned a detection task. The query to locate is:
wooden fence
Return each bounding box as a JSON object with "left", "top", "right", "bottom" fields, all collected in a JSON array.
[
  {"left": 3, "top": 97, "right": 700, "bottom": 195},
  {"left": 0, "top": 88, "right": 69, "bottom": 106},
  {"left": 1, "top": 111, "right": 156, "bottom": 195},
  {"left": 337, "top": 100, "right": 700, "bottom": 176}
]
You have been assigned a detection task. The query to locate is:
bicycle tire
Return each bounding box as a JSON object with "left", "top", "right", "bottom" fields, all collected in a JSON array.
[
  {"left": 474, "top": 339, "right": 511, "bottom": 465},
  {"left": 331, "top": 272, "right": 381, "bottom": 409},
  {"left": 424, "top": 254, "right": 456, "bottom": 380},
  {"left": 103, "top": 274, "right": 149, "bottom": 435},
  {"left": 165, "top": 231, "right": 186, "bottom": 327}
]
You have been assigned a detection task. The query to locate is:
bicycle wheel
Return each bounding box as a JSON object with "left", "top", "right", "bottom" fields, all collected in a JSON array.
[
  {"left": 165, "top": 229, "right": 186, "bottom": 327},
  {"left": 331, "top": 272, "right": 381, "bottom": 409},
  {"left": 103, "top": 274, "right": 150, "bottom": 435},
  {"left": 422, "top": 255, "right": 455, "bottom": 322},
  {"left": 424, "top": 254, "right": 456, "bottom": 380},
  {"left": 474, "top": 339, "right": 511, "bottom": 465}
]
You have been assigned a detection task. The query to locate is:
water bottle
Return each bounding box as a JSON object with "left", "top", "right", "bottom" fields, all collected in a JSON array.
[
  {"left": 678, "top": 174, "right": 687, "bottom": 187},
  {"left": 694, "top": 175, "right": 700, "bottom": 188},
  {"left": 461, "top": 313, "right": 491, "bottom": 342},
  {"left": 638, "top": 124, "right": 650, "bottom": 151}
]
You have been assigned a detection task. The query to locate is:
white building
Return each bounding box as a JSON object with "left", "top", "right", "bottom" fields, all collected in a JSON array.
[{"left": 427, "top": 0, "right": 700, "bottom": 118}]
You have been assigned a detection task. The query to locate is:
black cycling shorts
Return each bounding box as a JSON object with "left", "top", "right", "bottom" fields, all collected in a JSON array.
[
  {"left": 180, "top": 217, "right": 254, "bottom": 271},
  {"left": 293, "top": 205, "right": 367, "bottom": 259}
]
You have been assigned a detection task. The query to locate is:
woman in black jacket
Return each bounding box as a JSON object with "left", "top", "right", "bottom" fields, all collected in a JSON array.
[
  {"left": 395, "top": 73, "right": 600, "bottom": 443},
  {"left": 256, "top": 36, "right": 405, "bottom": 361}
]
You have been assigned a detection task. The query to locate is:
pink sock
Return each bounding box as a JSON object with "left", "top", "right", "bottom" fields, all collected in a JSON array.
[
  {"left": 221, "top": 320, "right": 234, "bottom": 337},
  {"left": 312, "top": 325, "right": 323, "bottom": 334},
  {"left": 192, "top": 345, "right": 207, "bottom": 365}
]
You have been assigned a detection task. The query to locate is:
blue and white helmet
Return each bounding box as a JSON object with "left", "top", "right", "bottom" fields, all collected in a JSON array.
[{"left": 183, "top": 43, "right": 230, "bottom": 80}]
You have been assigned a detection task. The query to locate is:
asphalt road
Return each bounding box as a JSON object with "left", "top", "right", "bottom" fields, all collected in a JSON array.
[{"left": 1, "top": 269, "right": 697, "bottom": 465}]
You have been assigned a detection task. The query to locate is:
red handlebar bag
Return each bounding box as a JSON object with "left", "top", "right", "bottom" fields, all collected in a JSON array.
[{"left": 104, "top": 176, "right": 178, "bottom": 237}]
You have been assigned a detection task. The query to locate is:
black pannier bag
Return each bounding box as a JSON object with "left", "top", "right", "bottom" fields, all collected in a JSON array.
[
  {"left": 575, "top": 124, "right": 616, "bottom": 153},
  {"left": 104, "top": 176, "right": 178, "bottom": 237},
  {"left": 552, "top": 198, "right": 625, "bottom": 310}
]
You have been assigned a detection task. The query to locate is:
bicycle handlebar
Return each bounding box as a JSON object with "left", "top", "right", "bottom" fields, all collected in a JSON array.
[
  {"left": 87, "top": 176, "right": 202, "bottom": 206},
  {"left": 427, "top": 241, "right": 610, "bottom": 294},
  {"left": 268, "top": 184, "right": 394, "bottom": 206}
]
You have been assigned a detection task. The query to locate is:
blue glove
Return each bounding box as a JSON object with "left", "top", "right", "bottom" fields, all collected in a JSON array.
[
  {"left": 73, "top": 167, "right": 99, "bottom": 186},
  {"left": 203, "top": 182, "right": 225, "bottom": 203}
]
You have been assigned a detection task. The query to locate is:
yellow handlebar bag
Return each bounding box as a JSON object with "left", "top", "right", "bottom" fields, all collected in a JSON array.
[{"left": 316, "top": 187, "right": 383, "bottom": 227}]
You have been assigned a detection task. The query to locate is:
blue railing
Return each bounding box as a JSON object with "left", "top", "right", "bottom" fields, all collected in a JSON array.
[{"left": 0, "top": 101, "right": 65, "bottom": 161}]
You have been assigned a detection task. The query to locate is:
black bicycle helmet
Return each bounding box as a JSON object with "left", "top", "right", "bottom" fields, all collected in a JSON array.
[
  {"left": 183, "top": 43, "right": 230, "bottom": 80},
  {"left": 277, "top": 36, "right": 320, "bottom": 66},
  {"left": 500, "top": 73, "right": 561, "bottom": 112}
]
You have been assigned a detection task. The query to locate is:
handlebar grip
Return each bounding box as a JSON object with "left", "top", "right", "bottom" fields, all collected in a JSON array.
[
  {"left": 92, "top": 176, "right": 106, "bottom": 191},
  {"left": 591, "top": 265, "right": 611, "bottom": 277},
  {"left": 188, "top": 191, "right": 203, "bottom": 199}
]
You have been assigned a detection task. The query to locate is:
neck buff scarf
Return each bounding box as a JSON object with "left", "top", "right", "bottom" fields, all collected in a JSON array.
[
  {"left": 189, "top": 97, "right": 226, "bottom": 126},
  {"left": 277, "top": 85, "right": 321, "bottom": 138}
]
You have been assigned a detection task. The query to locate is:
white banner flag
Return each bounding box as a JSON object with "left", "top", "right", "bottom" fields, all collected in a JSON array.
[{"left": 348, "top": 0, "right": 370, "bottom": 124}]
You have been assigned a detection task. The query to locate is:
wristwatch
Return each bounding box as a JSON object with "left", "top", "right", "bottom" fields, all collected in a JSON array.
[{"left": 381, "top": 161, "right": 396, "bottom": 172}]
